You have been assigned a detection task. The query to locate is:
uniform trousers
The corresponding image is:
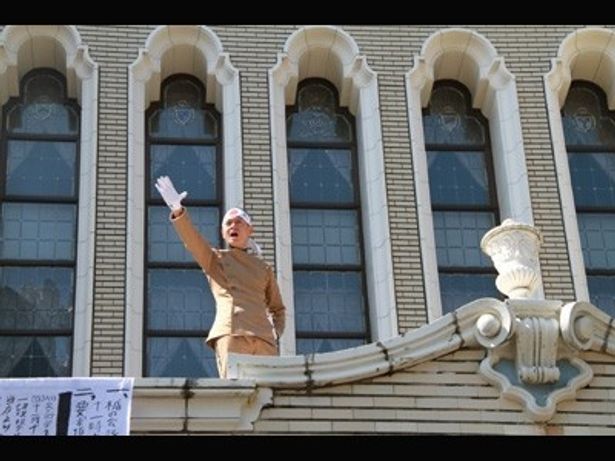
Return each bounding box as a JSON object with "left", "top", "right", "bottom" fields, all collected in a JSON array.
[{"left": 214, "top": 335, "right": 278, "bottom": 378}]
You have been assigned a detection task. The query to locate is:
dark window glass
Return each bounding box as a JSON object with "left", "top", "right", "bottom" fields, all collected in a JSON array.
[
  {"left": 587, "top": 276, "right": 615, "bottom": 317},
  {"left": 423, "top": 85, "right": 486, "bottom": 146},
  {"left": 148, "top": 206, "right": 219, "bottom": 263},
  {"left": 291, "top": 209, "right": 361, "bottom": 265},
  {"left": 286, "top": 79, "right": 369, "bottom": 353},
  {"left": 147, "top": 269, "right": 216, "bottom": 330},
  {"left": 6, "top": 72, "right": 78, "bottom": 135},
  {"left": 0, "top": 336, "right": 71, "bottom": 377},
  {"left": 577, "top": 214, "right": 615, "bottom": 270},
  {"left": 289, "top": 148, "right": 354, "bottom": 204},
  {"left": 294, "top": 271, "right": 366, "bottom": 333},
  {"left": 147, "top": 338, "right": 217, "bottom": 378},
  {"left": 148, "top": 79, "right": 218, "bottom": 139},
  {"left": 0, "top": 69, "right": 79, "bottom": 377},
  {"left": 423, "top": 81, "right": 501, "bottom": 314},
  {"left": 0, "top": 267, "right": 74, "bottom": 331},
  {"left": 1, "top": 203, "right": 76, "bottom": 260},
  {"left": 439, "top": 274, "right": 500, "bottom": 313},
  {"left": 296, "top": 338, "right": 365, "bottom": 354},
  {"left": 145, "top": 75, "right": 222, "bottom": 377},
  {"left": 149, "top": 145, "right": 217, "bottom": 200},
  {"left": 428, "top": 151, "right": 490, "bottom": 205},
  {"left": 6, "top": 141, "right": 76, "bottom": 197},
  {"left": 563, "top": 82, "right": 615, "bottom": 314},
  {"left": 562, "top": 84, "right": 615, "bottom": 147},
  {"left": 433, "top": 211, "right": 495, "bottom": 268},
  {"left": 287, "top": 83, "right": 351, "bottom": 142},
  {"left": 568, "top": 152, "right": 615, "bottom": 207}
]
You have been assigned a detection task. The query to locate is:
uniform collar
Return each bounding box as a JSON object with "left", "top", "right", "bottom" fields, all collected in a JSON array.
[{"left": 229, "top": 245, "right": 248, "bottom": 252}]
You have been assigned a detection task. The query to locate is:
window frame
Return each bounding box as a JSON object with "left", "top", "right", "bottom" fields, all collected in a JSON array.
[
  {"left": 562, "top": 80, "right": 615, "bottom": 314},
  {"left": 143, "top": 73, "right": 223, "bottom": 377},
  {"left": 286, "top": 78, "right": 371, "bottom": 350},
  {"left": 422, "top": 80, "right": 501, "bottom": 313},
  {"left": 0, "top": 67, "right": 81, "bottom": 377}
]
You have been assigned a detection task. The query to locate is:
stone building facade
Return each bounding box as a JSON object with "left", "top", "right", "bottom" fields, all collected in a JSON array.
[{"left": 0, "top": 24, "right": 614, "bottom": 434}]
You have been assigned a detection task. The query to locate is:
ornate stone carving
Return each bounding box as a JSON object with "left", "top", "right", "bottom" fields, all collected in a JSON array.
[
  {"left": 471, "top": 300, "right": 514, "bottom": 349},
  {"left": 512, "top": 301, "right": 560, "bottom": 384},
  {"left": 560, "top": 301, "right": 597, "bottom": 351},
  {"left": 475, "top": 221, "right": 602, "bottom": 421},
  {"left": 478, "top": 297, "right": 595, "bottom": 422},
  {"left": 481, "top": 219, "right": 543, "bottom": 299},
  {"left": 476, "top": 313, "right": 500, "bottom": 338},
  {"left": 481, "top": 221, "right": 560, "bottom": 385}
]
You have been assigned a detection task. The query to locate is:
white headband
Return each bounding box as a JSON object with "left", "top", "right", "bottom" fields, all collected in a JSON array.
[
  {"left": 222, "top": 207, "right": 252, "bottom": 227},
  {"left": 222, "top": 208, "right": 262, "bottom": 257}
]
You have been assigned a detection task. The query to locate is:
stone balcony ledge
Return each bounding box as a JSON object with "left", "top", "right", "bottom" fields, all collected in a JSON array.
[{"left": 131, "top": 377, "right": 271, "bottom": 433}]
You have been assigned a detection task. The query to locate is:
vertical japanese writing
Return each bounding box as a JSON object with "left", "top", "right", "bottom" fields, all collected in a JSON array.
[
  {"left": 43, "top": 399, "right": 55, "bottom": 435},
  {"left": 1, "top": 395, "right": 15, "bottom": 433},
  {"left": 104, "top": 398, "right": 123, "bottom": 436},
  {"left": 0, "top": 378, "right": 133, "bottom": 436},
  {"left": 14, "top": 398, "right": 28, "bottom": 435}
]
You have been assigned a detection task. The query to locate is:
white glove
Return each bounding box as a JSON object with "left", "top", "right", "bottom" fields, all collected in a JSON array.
[{"left": 155, "top": 176, "right": 187, "bottom": 212}]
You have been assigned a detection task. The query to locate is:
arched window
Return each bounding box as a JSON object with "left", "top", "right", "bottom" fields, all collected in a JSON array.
[
  {"left": 145, "top": 75, "right": 221, "bottom": 377},
  {"left": 422, "top": 81, "right": 501, "bottom": 313},
  {"left": 562, "top": 81, "right": 615, "bottom": 316},
  {"left": 286, "top": 79, "right": 370, "bottom": 353},
  {"left": 0, "top": 69, "right": 79, "bottom": 377}
]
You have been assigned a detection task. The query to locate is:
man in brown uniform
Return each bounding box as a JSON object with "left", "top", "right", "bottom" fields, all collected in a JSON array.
[{"left": 155, "top": 176, "right": 286, "bottom": 378}]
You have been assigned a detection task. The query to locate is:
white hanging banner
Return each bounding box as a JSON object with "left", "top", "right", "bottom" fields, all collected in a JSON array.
[{"left": 0, "top": 377, "right": 134, "bottom": 436}]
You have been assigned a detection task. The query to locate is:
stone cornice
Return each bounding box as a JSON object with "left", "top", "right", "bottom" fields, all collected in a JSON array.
[
  {"left": 227, "top": 298, "right": 512, "bottom": 388},
  {"left": 225, "top": 295, "right": 615, "bottom": 422},
  {"left": 131, "top": 378, "right": 272, "bottom": 433},
  {"left": 128, "top": 296, "right": 615, "bottom": 430},
  {"left": 225, "top": 219, "right": 615, "bottom": 422}
]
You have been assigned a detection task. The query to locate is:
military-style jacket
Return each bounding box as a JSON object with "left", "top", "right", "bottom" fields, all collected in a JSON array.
[{"left": 172, "top": 208, "right": 286, "bottom": 348}]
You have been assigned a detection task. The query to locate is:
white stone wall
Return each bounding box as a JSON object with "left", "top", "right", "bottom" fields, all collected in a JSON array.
[{"left": 2, "top": 24, "right": 613, "bottom": 435}]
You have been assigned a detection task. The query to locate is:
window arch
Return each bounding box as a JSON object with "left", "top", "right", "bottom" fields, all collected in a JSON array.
[
  {"left": 144, "top": 74, "right": 221, "bottom": 377},
  {"left": 562, "top": 81, "right": 615, "bottom": 316},
  {"left": 407, "top": 28, "right": 537, "bottom": 320},
  {"left": 126, "top": 25, "right": 241, "bottom": 376},
  {"left": 544, "top": 27, "right": 615, "bottom": 304},
  {"left": 422, "top": 81, "right": 501, "bottom": 313},
  {"left": 0, "top": 68, "right": 80, "bottom": 377},
  {"left": 286, "top": 79, "right": 370, "bottom": 353},
  {"left": 270, "top": 26, "right": 398, "bottom": 355}
]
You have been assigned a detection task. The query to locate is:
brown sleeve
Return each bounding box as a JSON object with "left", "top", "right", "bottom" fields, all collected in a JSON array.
[
  {"left": 171, "top": 207, "right": 216, "bottom": 272},
  {"left": 266, "top": 266, "right": 286, "bottom": 336}
]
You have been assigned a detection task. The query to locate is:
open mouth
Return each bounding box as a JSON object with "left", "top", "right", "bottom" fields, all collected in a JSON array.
[{"left": 230, "top": 231, "right": 238, "bottom": 238}]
